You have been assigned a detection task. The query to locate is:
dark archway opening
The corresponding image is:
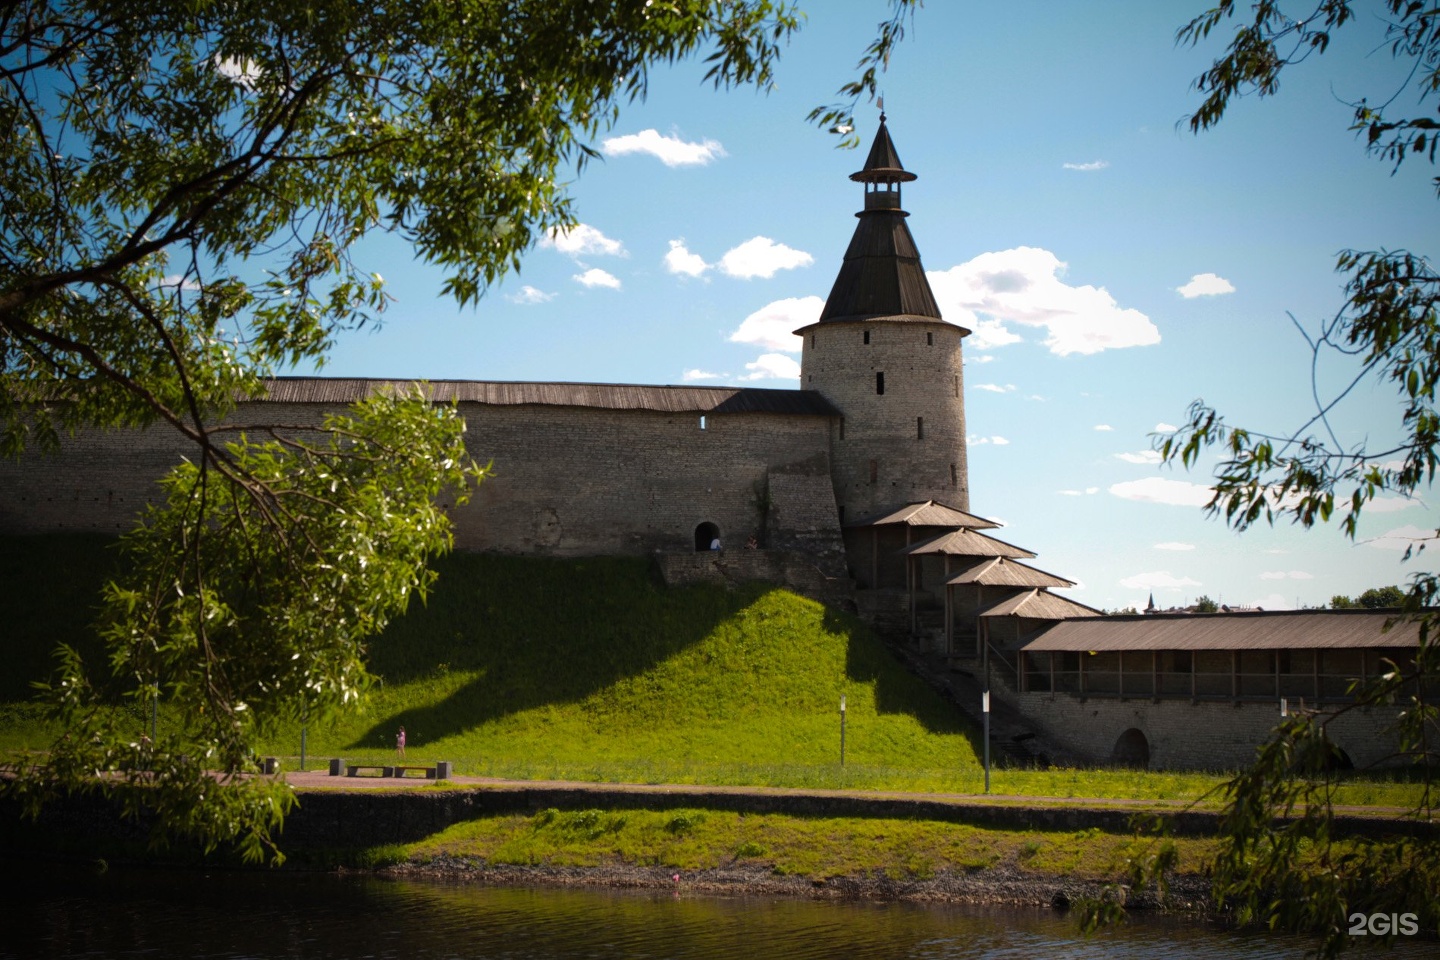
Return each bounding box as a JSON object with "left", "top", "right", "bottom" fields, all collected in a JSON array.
[
  {"left": 1111, "top": 727, "right": 1150, "bottom": 769},
  {"left": 694, "top": 522, "right": 720, "bottom": 552}
]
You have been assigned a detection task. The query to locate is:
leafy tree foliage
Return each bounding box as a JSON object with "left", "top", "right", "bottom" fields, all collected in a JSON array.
[
  {"left": 0, "top": 0, "right": 919, "bottom": 861},
  {"left": 1332, "top": 585, "right": 1408, "bottom": 609},
  {"left": 1192, "top": 594, "right": 1220, "bottom": 613},
  {"left": 1084, "top": 3, "right": 1440, "bottom": 953}
]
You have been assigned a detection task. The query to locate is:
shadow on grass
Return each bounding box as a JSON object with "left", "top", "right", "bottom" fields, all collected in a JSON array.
[
  {"left": 351, "top": 553, "right": 751, "bottom": 749},
  {"left": 826, "top": 604, "right": 978, "bottom": 747},
  {"left": 0, "top": 534, "right": 123, "bottom": 703}
]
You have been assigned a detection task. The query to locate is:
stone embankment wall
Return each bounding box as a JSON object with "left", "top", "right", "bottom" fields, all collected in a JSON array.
[
  {"left": 6, "top": 784, "right": 1422, "bottom": 860},
  {"left": 1001, "top": 681, "right": 1407, "bottom": 770},
  {"left": 0, "top": 401, "right": 844, "bottom": 563}
]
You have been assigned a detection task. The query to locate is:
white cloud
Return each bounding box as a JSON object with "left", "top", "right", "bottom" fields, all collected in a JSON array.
[
  {"left": 992, "top": 436, "right": 1011, "bottom": 446},
  {"left": 1086, "top": 486, "right": 1099, "bottom": 494},
  {"left": 602, "top": 129, "right": 725, "bottom": 167},
  {"left": 1058, "top": 487, "right": 1100, "bottom": 496},
  {"left": 1119, "top": 571, "right": 1202, "bottom": 590},
  {"left": 1154, "top": 422, "right": 1179, "bottom": 433},
  {"left": 967, "top": 355, "right": 997, "bottom": 364},
  {"left": 1364, "top": 524, "right": 1437, "bottom": 551},
  {"left": 1094, "top": 424, "right": 1114, "bottom": 432},
  {"left": 1260, "top": 570, "right": 1315, "bottom": 580},
  {"left": 928, "top": 247, "right": 1159, "bottom": 356},
  {"left": 505, "top": 285, "right": 555, "bottom": 305},
  {"left": 682, "top": 369, "right": 721, "bottom": 382},
  {"left": 1177, "top": 272, "right": 1236, "bottom": 298},
  {"left": 719, "top": 237, "right": 814, "bottom": 279},
  {"left": 159, "top": 274, "right": 202, "bottom": 292},
  {"left": 1063, "top": 160, "right": 1109, "bottom": 171},
  {"left": 663, "top": 239, "right": 710, "bottom": 278},
  {"left": 975, "top": 383, "right": 1016, "bottom": 394},
  {"left": 968, "top": 435, "right": 1011, "bottom": 446},
  {"left": 1255, "top": 593, "right": 1293, "bottom": 611},
  {"left": 1115, "top": 450, "right": 1162, "bottom": 464},
  {"left": 729, "top": 296, "right": 821, "bottom": 353},
  {"left": 1154, "top": 542, "right": 1195, "bottom": 551},
  {"left": 213, "top": 54, "right": 260, "bottom": 89},
  {"left": 1366, "top": 496, "right": 1423, "bottom": 513},
  {"left": 967, "top": 318, "right": 1025, "bottom": 350},
  {"left": 741, "top": 353, "right": 801, "bottom": 381},
  {"left": 1109, "top": 477, "right": 1215, "bottom": 507},
  {"left": 573, "top": 268, "right": 621, "bottom": 290},
  {"left": 543, "top": 223, "right": 626, "bottom": 257}
]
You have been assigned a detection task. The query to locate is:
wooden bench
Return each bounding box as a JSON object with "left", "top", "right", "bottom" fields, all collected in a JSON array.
[{"left": 345, "top": 764, "right": 394, "bottom": 777}]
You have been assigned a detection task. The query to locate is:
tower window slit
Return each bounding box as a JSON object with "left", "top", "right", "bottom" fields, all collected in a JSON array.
[
  {"left": 811, "top": 333, "right": 815, "bottom": 348},
  {"left": 926, "top": 331, "right": 933, "bottom": 346},
  {"left": 699, "top": 415, "right": 707, "bottom": 431},
  {"left": 869, "top": 459, "right": 878, "bottom": 483},
  {"left": 876, "top": 371, "right": 885, "bottom": 395},
  {"left": 950, "top": 463, "right": 957, "bottom": 487},
  {"left": 838, "top": 418, "right": 845, "bottom": 440},
  {"left": 953, "top": 375, "right": 958, "bottom": 398},
  {"left": 863, "top": 329, "right": 871, "bottom": 345},
  {"left": 917, "top": 416, "right": 924, "bottom": 439}
]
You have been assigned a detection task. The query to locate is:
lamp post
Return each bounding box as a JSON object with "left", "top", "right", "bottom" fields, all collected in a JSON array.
[
  {"left": 982, "top": 690, "right": 991, "bottom": 794},
  {"left": 840, "top": 695, "right": 847, "bottom": 767},
  {"left": 300, "top": 693, "right": 308, "bottom": 772}
]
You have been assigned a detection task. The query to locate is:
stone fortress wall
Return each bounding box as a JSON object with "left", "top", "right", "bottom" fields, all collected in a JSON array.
[{"left": 0, "top": 398, "right": 847, "bottom": 570}]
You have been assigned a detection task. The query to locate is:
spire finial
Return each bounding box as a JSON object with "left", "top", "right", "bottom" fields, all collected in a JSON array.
[{"left": 877, "top": 95, "right": 885, "bottom": 124}]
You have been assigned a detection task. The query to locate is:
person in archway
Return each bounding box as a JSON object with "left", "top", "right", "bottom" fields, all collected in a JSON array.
[{"left": 710, "top": 536, "right": 721, "bottom": 551}]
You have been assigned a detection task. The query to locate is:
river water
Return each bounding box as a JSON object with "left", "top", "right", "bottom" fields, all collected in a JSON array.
[{"left": 3, "top": 863, "right": 1429, "bottom": 959}]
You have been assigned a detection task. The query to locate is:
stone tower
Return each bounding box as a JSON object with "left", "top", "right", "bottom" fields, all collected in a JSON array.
[{"left": 795, "top": 116, "right": 971, "bottom": 523}]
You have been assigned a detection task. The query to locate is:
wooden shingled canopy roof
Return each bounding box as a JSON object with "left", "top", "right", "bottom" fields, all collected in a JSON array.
[
  {"left": 846, "top": 500, "right": 999, "bottom": 530},
  {"left": 259, "top": 377, "right": 841, "bottom": 416},
  {"left": 947, "top": 556, "right": 1075, "bottom": 589},
  {"left": 811, "top": 118, "right": 950, "bottom": 327},
  {"left": 1021, "top": 609, "right": 1424, "bottom": 653},
  {"left": 903, "top": 527, "right": 1037, "bottom": 560},
  {"left": 979, "top": 589, "right": 1102, "bottom": 620}
]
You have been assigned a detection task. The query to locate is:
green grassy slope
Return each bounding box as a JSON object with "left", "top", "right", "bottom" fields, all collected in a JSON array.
[{"left": 0, "top": 536, "right": 982, "bottom": 788}]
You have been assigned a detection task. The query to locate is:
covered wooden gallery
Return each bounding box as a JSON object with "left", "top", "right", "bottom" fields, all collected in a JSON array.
[
  {"left": 1009, "top": 609, "right": 1427, "bottom": 706},
  {"left": 843, "top": 500, "right": 1098, "bottom": 656}
]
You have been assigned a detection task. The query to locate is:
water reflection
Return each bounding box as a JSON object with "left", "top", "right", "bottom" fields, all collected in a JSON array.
[{"left": 3, "top": 862, "right": 1427, "bottom": 959}]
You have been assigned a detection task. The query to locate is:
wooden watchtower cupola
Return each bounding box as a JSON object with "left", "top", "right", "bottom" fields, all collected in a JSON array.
[{"left": 796, "top": 114, "right": 972, "bottom": 525}]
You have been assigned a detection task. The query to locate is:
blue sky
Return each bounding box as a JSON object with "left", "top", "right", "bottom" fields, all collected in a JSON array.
[{"left": 311, "top": 2, "right": 1436, "bottom": 612}]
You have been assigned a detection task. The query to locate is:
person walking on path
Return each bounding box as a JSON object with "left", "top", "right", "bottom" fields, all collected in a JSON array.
[{"left": 397, "top": 725, "right": 407, "bottom": 759}]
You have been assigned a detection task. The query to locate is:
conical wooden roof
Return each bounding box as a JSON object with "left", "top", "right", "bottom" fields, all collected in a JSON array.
[
  {"left": 849, "top": 118, "right": 916, "bottom": 183},
  {"left": 816, "top": 120, "right": 947, "bottom": 326}
]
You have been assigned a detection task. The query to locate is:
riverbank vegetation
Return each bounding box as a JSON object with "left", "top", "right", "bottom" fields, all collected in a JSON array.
[{"left": 397, "top": 807, "right": 1218, "bottom": 883}]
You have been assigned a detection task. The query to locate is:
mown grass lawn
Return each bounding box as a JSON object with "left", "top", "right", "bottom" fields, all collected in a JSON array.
[{"left": 0, "top": 535, "right": 1427, "bottom": 808}]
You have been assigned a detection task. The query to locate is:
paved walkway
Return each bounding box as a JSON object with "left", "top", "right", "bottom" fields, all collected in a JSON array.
[{"left": 277, "top": 768, "right": 1416, "bottom": 821}]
